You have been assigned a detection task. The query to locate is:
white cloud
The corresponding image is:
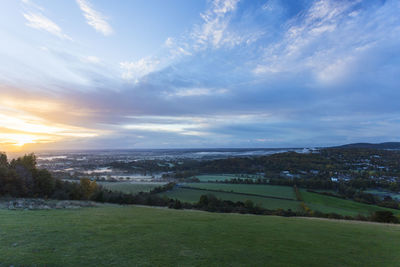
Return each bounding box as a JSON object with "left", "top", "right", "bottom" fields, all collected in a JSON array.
[
  {"left": 76, "top": 0, "right": 113, "bottom": 36},
  {"left": 165, "top": 37, "right": 174, "bottom": 47},
  {"left": 120, "top": 58, "right": 160, "bottom": 82},
  {"left": 255, "top": 138, "right": 277, "bottom": 142},
  {"left": 169, "top": 88, "right": 228, "bottom": 97},
  {"left": 192, "top": 0, "right": 242, "bottom": 49},
  {"left": 251, "top": 0, "right": 381, "bottom": 86},
  {"left": 23, "top": 12, "right": 72, "bottom": 40},
  {"left": 123, "top": 123, "right": 208, "bottom": 136},
  {"left": 315, "top": 56, "right": 354, "bottom": 84},
  {"left": 21, "top": 0, "right": 45, "bottom": 12}
]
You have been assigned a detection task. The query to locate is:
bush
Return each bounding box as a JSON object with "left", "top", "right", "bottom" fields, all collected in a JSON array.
[{"left": 370, "top": 211, "right": 398, "bottom": 223}]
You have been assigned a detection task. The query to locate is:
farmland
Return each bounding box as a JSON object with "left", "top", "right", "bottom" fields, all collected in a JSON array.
[
  {"left": 184, "top": 183, "right": 296, "bottom": 199},
  {"left": 1, "top": 205, "right": 399, "bottom": 266},
  {"left": 157, "top": 182, "right": 400, "bottom": 217},
  {"left": 159, "top": 187, "right": 301, "bottom": 211},
  {"left": 301, "top": 190, "right": 400, "bottom": 216}
]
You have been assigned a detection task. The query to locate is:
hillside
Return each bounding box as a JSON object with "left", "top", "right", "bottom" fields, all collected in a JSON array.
[
  {"left": 333, "top": 142, "right": 400, "bottom": 149},
  {"left": 1, "top": 205, "right": 399, "bottom": 266}
]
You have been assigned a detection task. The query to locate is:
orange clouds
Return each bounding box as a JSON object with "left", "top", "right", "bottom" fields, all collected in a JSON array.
[{"left": 0, "top": 95, "right": 101, "bottom": 151}]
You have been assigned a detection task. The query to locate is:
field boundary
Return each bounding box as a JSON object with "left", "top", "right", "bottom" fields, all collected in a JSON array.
[{"left": 179, "top": 186, "right": 297, "bottom": 201}]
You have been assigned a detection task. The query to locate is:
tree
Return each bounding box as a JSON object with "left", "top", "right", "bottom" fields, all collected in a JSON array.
[
  {"left": 0, "top": 153, "right": 8, "bottom": 168},
  {"left": 34, "top": 169, "right": 55, "bottom": 197},
  {"left": 80, "top": 178, "right": 99, "bottom": 199},
  {"left": 10, "top": 153, "right": 37, "bottom": 195},
  {"left": 244, "top": 199, "right": 254, "bottom": 210}
]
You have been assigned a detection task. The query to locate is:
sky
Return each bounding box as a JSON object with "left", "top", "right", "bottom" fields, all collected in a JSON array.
[{"left": 0, "top": 0, "right": 399, "bottom": 151}]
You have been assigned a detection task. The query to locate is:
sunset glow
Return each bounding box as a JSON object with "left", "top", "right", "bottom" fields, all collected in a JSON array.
[{"left": 0, "top": 107, "right": 99, "bottom": 150}]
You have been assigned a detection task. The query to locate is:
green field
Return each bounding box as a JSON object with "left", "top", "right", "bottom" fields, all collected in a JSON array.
[
  {"left": 194, "top": 174, "right": 262, "bottom": 182},
  {"left": 160, "top": 187, "right": 300, "bottom": 211},
  {"left": 98, "top": 182, "right": 165, "bottom": 194},
  {"left": 184, "top": 183, "right": 296, "bottom": 199},
  {"left": 1, "top": 205, "right": 400, "bottom": 266},
  {"left": 301, "top": 190, "right": 400, "bottom": 216}
]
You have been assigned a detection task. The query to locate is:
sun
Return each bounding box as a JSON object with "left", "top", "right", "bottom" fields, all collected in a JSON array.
[
  {"left": 0, "top": 106, "right": 100, "bottom": 151},
  {"left": 0, "top": 133, "right": 46, "bottom": 151}
]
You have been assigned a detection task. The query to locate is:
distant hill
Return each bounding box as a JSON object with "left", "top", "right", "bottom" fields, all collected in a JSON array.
[{"left": 333, "top": 142, "right": 400, "bottom": 149}]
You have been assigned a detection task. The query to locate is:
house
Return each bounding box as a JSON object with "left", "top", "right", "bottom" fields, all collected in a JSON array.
[{"left": 330, "top": 177, "right": 339, "bottom": 182}]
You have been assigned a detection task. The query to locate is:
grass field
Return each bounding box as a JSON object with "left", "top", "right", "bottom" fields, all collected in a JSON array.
[
  {"left": 1, "top": 205, "right": 399, "bottom": 266},
  {"left": 194, "top": 174, "right": 261, "bottom": 182},
  {"left": 160, "top": 187, "right": 300, "bottom": 211},
  {"left": 98, "top": 182, "right": 165, "bottom": 194},
  {"left": 184, "top": 183, "right": 296, "bottom": 199},
  {"left": 301, "top": 190, "right": 400, "bottom": 216}
]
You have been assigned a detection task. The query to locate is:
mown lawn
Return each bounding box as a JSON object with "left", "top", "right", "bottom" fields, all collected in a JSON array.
[
  {"left": 160, "top": 187, "right": 301, "bottom": 211},
  {"left": 185, "top": 183, "right": 296, "bottom": 199},
  {"left": 301, "top": 190, "right": 400, "bottom": 216},
  {"left": 0, "top": 205, "right": 399, "bottom": 266}
]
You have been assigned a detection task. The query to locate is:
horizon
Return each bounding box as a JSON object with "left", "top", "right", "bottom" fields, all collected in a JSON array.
[
  {"left": 1, "top": 0, "right": 400, "bottom": 152},
  {"left": 4, "top": 141, "right": 400, "bottom": 159}
]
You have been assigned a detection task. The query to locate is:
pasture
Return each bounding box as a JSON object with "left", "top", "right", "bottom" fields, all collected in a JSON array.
[
  {"left": 1, "top": 205, "right": 399, "bottom": 266},
  {"left": 301, "top": 190, "right": 400, "bottom": 216},
  {"left": 184, "top": 183, "right": 296, "bottom": 199},
  {"left": 160, "top": 187, "right": 300, "bottom": 211}
]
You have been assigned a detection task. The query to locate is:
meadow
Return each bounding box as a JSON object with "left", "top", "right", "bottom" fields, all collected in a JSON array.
[
  {"left": 159, "top": 187, "right": 300, "bottom": 211},
  {"left": 1, "top": 205, "right": 399, "bottom": 266},
  {"left": 184, "top": 183, "right": 296, "bottom": 199},
  {"left": 301, "top": 190, "right": 400, "bottom": 216},
  {"left": 160, "top": 183, "right": 400, "bottom": 217}
]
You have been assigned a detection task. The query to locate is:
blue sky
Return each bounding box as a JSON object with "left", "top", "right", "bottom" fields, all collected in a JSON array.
[{"left": 0, "top": 0, "right": 399, "bottom": 150}]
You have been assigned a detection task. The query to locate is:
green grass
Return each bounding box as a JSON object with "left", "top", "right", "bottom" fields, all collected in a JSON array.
[
  {"left": 194, "top": 174, "right": 262, "bottom": 182},
  {"left": 160, "top": 187, "right": 300, "bottom": 211},
  {"left": 98, "top": 182, "right": 165, "bottom": 194},
  {"left": 301, "top": 190, "right": 400, "bottom": 216},
  {"left": 184, "top": 183, "right": 296, "bottom": 199},
  {"left": 1, "top": 206, "right": 400, "bottom": 266}
]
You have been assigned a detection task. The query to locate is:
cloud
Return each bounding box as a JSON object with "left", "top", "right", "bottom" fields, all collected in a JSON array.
[
  {"left": 76, "top": 0, "right": 113, "bottom": 36},
  {"left": 161, "top": 0, "right": 258, "bottom": 62},
  {"left": 192, "top": 0, "right": 240, "bottom": 48},
  {"left": 123, "top": 123, "right": 208, "bottom": 137},
  {"left": 21, "top": 0, "right": 45, "bottom": 12},
  {"left": 168, "top": 88, "right": 228, "bottom": 97},
  {"left": 5, "top": 0, "right": 400, "bottom": 149},
  {"left": 120, "top": 58, "right": 160, "bottom": 82},
  {"left": 23, "top": 12, "right": 72, "bottom": 40},
  {"left": 0, "top": 103, "right": 100, "bottom": 150},
  {"left": 251, "top": 0, "right": 400, "bottom": 88},
  {"left": 165, "top": 37, "right": 174, "bottom": 47}
]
